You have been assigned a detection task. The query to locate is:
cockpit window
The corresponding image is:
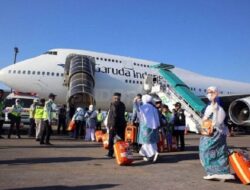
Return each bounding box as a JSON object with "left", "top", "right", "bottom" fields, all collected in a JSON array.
[{"left": 43, "top": 51, "right": 57, "bottom": 55}]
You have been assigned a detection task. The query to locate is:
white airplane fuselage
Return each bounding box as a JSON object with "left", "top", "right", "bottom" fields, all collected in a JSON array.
[{"left": 1, "top": 48, "right": 250, "bottom": 112}]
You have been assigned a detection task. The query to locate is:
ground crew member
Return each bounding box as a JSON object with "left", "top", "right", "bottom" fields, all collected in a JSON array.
[
  {"left": 0, "top": 89, "right": 6, "bottom": 139},
  {"left": 40, "top": 93, "right": 56, "bottom": 145},
  {"left": 96, "top": 108, "right": 103, "bottom": 130},
  {"left": 57, "top": 104, "right": 67, "bottom": 134},
  {"left": 173, "top": 102, "right": 186, "bottom": 151},
  {"left": 28, "top": 99, "right": 38, "bottom": 137},
  {"left": 34, "top": 98, "right": 45, "bottom": 141},
  {"left": 8, "top": 99, "right": 23, "bottom": 139}
]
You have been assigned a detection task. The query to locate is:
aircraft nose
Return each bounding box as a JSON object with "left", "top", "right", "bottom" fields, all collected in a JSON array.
[
  {"left": 0, "top": 66, "right": 11, "bottom": 86},
  {"left": 0, "top": 68, "right": 6, "bottom": 82}
]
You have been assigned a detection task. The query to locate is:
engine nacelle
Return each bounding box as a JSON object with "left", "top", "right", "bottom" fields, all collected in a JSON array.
[{"left": 229, "top": 96, "right": 250, "bottom": 126}]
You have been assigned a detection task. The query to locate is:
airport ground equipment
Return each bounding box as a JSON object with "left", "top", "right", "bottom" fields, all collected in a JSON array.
[
  {"left": 63, "top": 55, "right": 95, "bottom": 108},
  {"left": 146, "top": 63, "right": 207, "bottom": 133}
]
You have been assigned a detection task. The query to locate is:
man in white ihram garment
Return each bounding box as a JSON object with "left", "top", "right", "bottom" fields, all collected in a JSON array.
[{"left": 138, "top": 94, "right": 160, "bottom": 162}]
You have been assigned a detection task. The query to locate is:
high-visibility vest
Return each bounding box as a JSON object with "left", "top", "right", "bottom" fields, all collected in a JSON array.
[
  {"left": 97, "top": 112, "right": 103, "bottom": 122},
  {"left": 0, "top": 100, "right": 5, "bottom": 113},
  {"left": 42, "top": 100, "right": 53, "bottom": 121},
  {"left": 34, "top": 105, "right": 44, "bottom": 119},
  {"left": 11, "top": 104, "right": 22, "bottom": 117}
]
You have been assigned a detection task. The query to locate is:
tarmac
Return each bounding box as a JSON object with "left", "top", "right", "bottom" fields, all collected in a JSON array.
[{"left": 0, "top": 130, "right": 249, "bottom": 190}]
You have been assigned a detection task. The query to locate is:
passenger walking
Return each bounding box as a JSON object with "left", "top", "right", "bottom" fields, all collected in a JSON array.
[
  {"left": 132, "top": 94, "right": 142, "bottom": 126},
  {"left": 34, "top": 98, "right": 45, "bottom": 141},
  {"left": 0, "top": 89, "right": 6, "bottom": 139},
  {"left": 72, "top": 107, "right": 85, "bottom": 139},
  {"left": 162, "top": 104, "right": 173, "bottom": 151},
  {"left": 57, "top": 104, "right": 67, "bottom": 134},
  {"left": 105, "top": 92, "right": 126, "bottom": 158},
  {"left": 28, "top": 99, "right": 38, "bottom": 137},
  {"left": 138, "top": 94, "right": 160, "bottom": 162},
  {"left": 173, "top": 102, "right": 186, "bottom": 151},
  {"left": 132, "top": 94, "right": 143, "bottom": 151},
  {"left": 8, "top": 99, "right": 23, "bottom": 139},
  {"left": 200, "top": 86, "right": 235, "bottom": 180},
  {"left": 84, "top": 105, "right": 97, "bottom": 141},
  {"left": 40, "top": 93, "right": 56, "bottom": 145},
  {"left": 96, "top": 108, "right": 103, "bottom": 130}
]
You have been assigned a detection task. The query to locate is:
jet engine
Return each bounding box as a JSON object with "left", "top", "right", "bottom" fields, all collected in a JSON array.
[{"left": 229, "top": 96, "right": 250, "bottom": 126}]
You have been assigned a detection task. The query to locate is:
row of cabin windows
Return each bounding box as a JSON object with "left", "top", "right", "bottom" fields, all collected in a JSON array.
[
  {"left": 125, "top": 79, "right": 143, "bottom": 85},
  {"left": 189, "top": 87, "right": 232, "bottom": 95},
  {"left": 133, "top": 62, "right": 150, "bottom": 68},
  {"left": 8, "top": 70, "right": 64, "bottom": 77},
  {"left": 95, "top": 57, "right": 122, "bottom": 63},
  {"left": 95, "top": 57, "right": 150, "bottom": 68}
]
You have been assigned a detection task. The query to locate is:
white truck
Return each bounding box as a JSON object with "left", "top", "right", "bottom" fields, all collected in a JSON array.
[{"left": 4, "top": 92, "right": 38, "bottom": 125}]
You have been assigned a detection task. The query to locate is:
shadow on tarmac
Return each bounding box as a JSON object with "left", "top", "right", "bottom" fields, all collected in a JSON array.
[
  {"left": 6, "top": 184, "right": 120, "bottom": 190},
  {"left": 0, "top": 143, "right": 103, "bottom": 149},
  {"left": 0, "top": 156, "right": 103, "bottom": 165}
]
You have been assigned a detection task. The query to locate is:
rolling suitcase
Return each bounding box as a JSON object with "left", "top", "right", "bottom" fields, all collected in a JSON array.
[
  {"left": 229, "top": 151, "right": 250, "bottom": 185},
  {"left": 102, "top": 133, "right": 109, "bottom": 149},
  {"left": 125, "top": 124, "right": 137, "bottom": 143},
  {"left": 114, "top": 141, "right": 133, "bottom": 165},
  {"left": 67, "top": 120, "right": 76, "bottom": 131},
  {"left": 95, "top": 130, "right": 103, "bottom": 142}
]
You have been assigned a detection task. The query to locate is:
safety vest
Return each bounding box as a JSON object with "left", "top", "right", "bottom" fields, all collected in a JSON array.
[
  {"left": 34, "top": 105, "right": 44, "bottom": 119},
  {"left": 0, "top": 99, "right": 5, "bottom": 113},
  {"left": 11, "top": 104, "right": 22, "bottom": 117},
  {"left": 97, "top": 112, "right": 103, "bottom": 122},
  {"left": 42, "top": 100, "right": 53, "bottom": 121},
  {"left": 124, "top": 112, "right": 129, "bottom": 121}
]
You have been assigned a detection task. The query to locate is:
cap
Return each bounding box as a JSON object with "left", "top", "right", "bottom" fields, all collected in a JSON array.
[
  {"left": 113, "top": 92, "right": 121, "bottom": 97},
  {"left": 154, "top": 98, "right": 162, "bottom": 104},
  {"left": 48, "top": 93, "right": 56, "bottom": 98},
  {"left": 174, "top": 102, "right": 181, "bottom": 107}
]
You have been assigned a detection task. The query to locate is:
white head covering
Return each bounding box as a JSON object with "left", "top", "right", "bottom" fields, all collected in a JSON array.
[
  {"left": 207, "top": 86, "right": 218, "bottom": 93},
  {"left": 89, "top": 105, "right": 94, "bottom": 111},
  {"left": 142, "top": 94, "right": 152, "bottom": 104},
  {"left": 140, "top": 95, "right": 160, "bottom": 129},
  {"left": 76, "top": 107, "right": 83, "bottom": 112}
]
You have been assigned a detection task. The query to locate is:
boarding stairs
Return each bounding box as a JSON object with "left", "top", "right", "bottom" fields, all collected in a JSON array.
[
  {"left": 145, "top": 64, "right": 207, "bottom": 133},
  {"left": 63, "top": 54, "right": 95, "bottom": 108}
]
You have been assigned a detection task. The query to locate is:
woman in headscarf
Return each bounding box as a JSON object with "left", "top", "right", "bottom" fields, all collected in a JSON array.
[
  {"left": 84, "top": 105, "right": 97, "bottom": 141},
  {"left": 199, "top": 86, "right": 235, "bottom": 180},
  {"left": 138, "top": 94, "right": 160, "bottom": 162}
]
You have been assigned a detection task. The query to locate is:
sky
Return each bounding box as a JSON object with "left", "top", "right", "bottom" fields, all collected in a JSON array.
[{"left": 0, "top": 0, "right": 250, "bottom": 90}]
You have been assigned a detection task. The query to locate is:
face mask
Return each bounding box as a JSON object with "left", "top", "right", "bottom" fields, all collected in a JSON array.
[{"left": 207, "top": 93, "right": 213, "bottom": 101}]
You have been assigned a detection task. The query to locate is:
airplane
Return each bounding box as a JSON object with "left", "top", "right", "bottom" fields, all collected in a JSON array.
[{"left": 0, "top": 48, "right": 250, "bottom": 127}]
